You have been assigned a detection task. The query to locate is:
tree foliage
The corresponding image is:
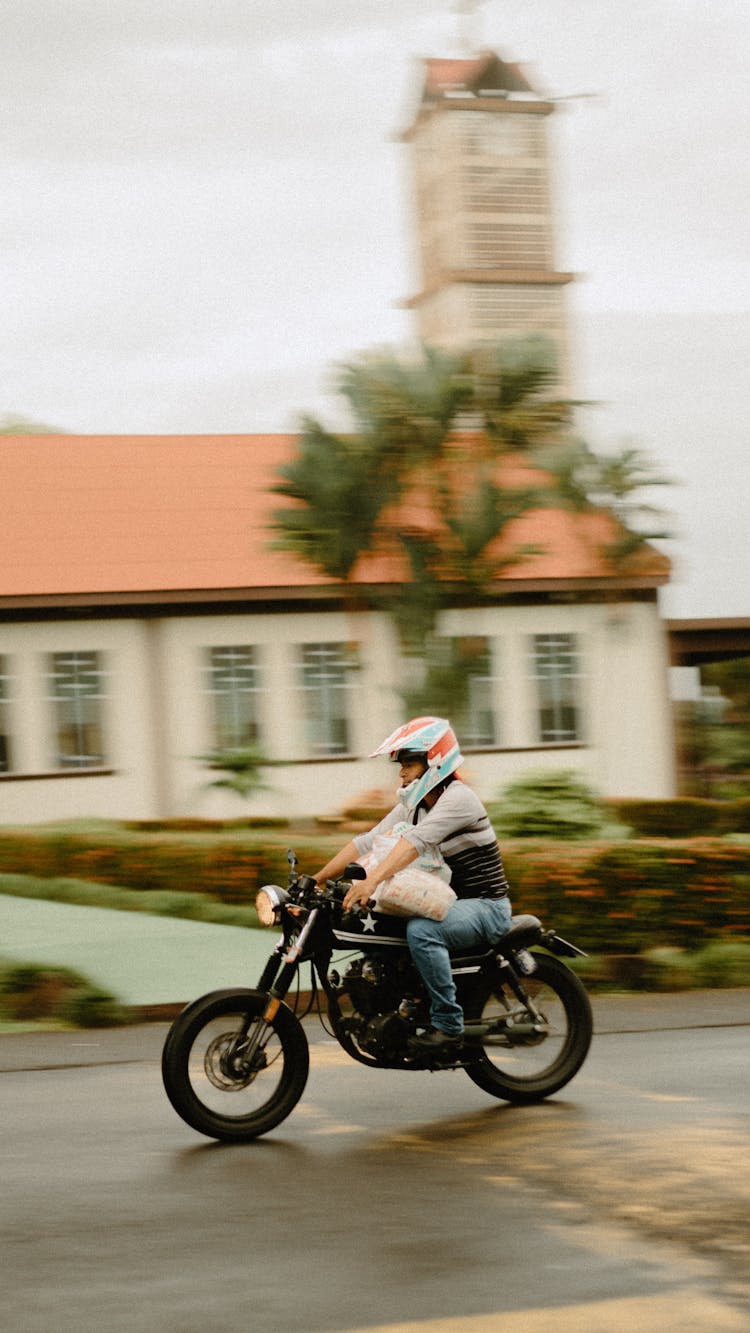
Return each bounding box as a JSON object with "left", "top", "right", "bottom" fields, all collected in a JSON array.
[
  {"left": 272, "top": 418, "right": 400, "bottom": 581},
  {"left": 198, "top": 747, "right": 270, "bottom": 802},
  {"left": 676, "top": 657, "right": 750, "bottom": 796},
  {"left": 539, "top": 438, "right": 672, "bottom": 563},
  {"left": 0, "top": 414, "right": 63, "bottom": 434},
  {"left": 272, "top": 337, "right": 562, "bottom": 598},
  {"left": 271, "top": 337, "right": 671, "bottom": 713}
]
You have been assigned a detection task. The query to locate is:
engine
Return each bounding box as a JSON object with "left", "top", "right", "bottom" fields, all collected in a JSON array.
[
  {"left": 340, "top": 957, "right": 402, "bottom": 1016},
  {"left": 328, "top": 955, "right": 427, "bottom": 1061}
]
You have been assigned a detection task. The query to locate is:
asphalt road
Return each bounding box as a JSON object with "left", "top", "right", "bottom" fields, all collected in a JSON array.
[{"left": 1, "top": 1014, "right": 748, "bottom": 1333}]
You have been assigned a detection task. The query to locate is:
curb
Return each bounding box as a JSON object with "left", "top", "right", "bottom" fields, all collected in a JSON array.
[
  {"left": 114, "top": 984, "right": 750, "bottom": 1035},
  {"left": 1, "top": 990, "right": 749, "bottom": 1074}
]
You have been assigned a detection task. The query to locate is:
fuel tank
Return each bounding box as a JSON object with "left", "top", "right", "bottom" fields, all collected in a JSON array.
[{"left": 331, "top": 906, "right": 410, "bottom": 949}]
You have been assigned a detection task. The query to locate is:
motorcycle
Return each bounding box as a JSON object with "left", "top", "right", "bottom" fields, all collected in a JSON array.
[{"left": 162, "top": 851, "right": 593, "bottom": 1142}]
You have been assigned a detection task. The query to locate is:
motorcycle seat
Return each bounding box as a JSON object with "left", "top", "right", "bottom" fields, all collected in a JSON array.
[
  {"left": 498, "top": 914, "right": 542, "bottom": 952},
  {"left": 448, "top": 914, "right": 542, "bottom": 967}
]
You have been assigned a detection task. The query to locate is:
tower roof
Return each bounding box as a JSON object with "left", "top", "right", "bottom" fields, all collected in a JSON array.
[{"left": 422, "top": 50, "right": 538, "bottom": 101}]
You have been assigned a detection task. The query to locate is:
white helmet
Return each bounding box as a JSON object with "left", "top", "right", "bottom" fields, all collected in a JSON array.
[{"left": 370, "top": 716, "right": 464, "bottom": 812}]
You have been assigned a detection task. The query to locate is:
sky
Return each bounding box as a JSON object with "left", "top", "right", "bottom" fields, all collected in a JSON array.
[{"left": 2, "top": 0, "right": 749, "bottom": 620}]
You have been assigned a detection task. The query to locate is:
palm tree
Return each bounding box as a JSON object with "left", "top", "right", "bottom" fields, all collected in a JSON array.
[
  {"left": 272, "top": 417, "right": 400, "bottom": 582},
  {"left": 540, "top": 439, "right": 672, "bottom": 564},
  {"left": 270, "top": 336, "right": 569, "bottom": 712},
  {"left": 468, "top": 335, "right": 572, "bottom": 450}
]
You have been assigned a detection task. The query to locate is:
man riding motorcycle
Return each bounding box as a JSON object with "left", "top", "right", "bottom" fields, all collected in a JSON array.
[{"left": 313, "top": 716, "right": 513, "bottom": 1054}]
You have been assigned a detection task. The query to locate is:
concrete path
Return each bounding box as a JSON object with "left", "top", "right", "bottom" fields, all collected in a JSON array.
[
  {"left": 2, "top": 895, "right": 750, "bottom": 1033},
  {"left": 0, "top": 895, "right": 273, "bottom": 1005}
]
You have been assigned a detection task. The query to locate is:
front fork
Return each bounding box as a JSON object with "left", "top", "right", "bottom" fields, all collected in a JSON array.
[{"left": 233, "top": 908, "right": 320, "bottom": 1067}]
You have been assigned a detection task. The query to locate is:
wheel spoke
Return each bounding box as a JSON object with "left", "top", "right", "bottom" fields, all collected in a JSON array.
[{"left": 187, "top": 1012, "right": 287, "bottom": 1119}]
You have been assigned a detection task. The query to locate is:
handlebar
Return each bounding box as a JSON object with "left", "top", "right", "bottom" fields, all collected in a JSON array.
[
  {"left": 317, "top": 876, "right": 374, "bottom": 915},
  {"left": 285, "top": 850, "right": 371, "bottom": 912}
]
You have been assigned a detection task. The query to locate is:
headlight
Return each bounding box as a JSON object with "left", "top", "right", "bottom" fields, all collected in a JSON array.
[{"left": 255, "top": 884, "right": 290, "bottom": 927}]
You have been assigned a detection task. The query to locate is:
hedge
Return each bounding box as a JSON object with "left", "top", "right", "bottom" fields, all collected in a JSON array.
[
  {"left": 0, "top": 828, "right": 309, "bottom": 905},
  {"left": 606, "top": 796, "right": 750, "bottom": 837},
  {"left": 0, "top": 825, "right": 747, "bottom": 954},
  {"left": 502, "top": 840, "right": 750, "bottom": 952}
]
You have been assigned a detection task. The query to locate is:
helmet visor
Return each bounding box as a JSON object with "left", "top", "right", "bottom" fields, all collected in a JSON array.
[{"left": 393, "top": 748, "right": 428, "bottom": 767}]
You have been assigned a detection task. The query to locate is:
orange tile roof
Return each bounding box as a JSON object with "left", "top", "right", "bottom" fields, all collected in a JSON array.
[
  {"left": 423, "top": 51, "right": 535, "bottom": 98},
  {"left": 0, "top": 434, "right": 669, "bottom": 604}
]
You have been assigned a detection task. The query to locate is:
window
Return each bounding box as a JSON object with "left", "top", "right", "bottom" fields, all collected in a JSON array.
[
  {"left": 469, "top": 285, "right": 562, "bottom": 333},
  {"left": 465, "top": 220, "right": 552, "bottom": 270},
  {"left": 437, "top": 637, "right": 497, "bottom": 746},
  {"left": 299, "top": 643, "right": 357, "bottom": 756},
  {"left": 462, "top": 164, "right": 548, "bottom": 213},
  {"left": 205, "top": 646, "right": 261, "bottom": 750},
  {"left": 458, "top": 112, "right": 543, "bottom": 159},
  {"left": 531, "top": 634, "right": 582, "bottom": 743},
  {"left": 0, "top": 656, "right": 11, "bottom": 772},
  {"left": 48, "top": 651, "right": 106, "bottom": 769}
]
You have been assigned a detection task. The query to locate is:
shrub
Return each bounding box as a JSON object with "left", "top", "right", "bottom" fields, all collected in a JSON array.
[
  {"left": 0, "top": 828, "right": 288, "bottom": 903},
  {"left": 490, "top": 769, "right": 607, "bottom": 840},
  {"left": 608, "top": 796, "right": 750, "bottom": 837},
  {"left": 695, "top": 939, "right": 750, "bottom": 988},
  {"left": 639, "top": 940, "right": 750, "bottom": 990},
  {"left": 0, "top": 961, "right": 126, "bottom": 1026},
  {"left": 336, "top": 789, "right": 394, "bottom": 826},
  {"left": 641, "top": 947, "right": 701, "bottom": 992},
  {"left": 63, "top": 988, "right": 126, "bottom": 1028},
  {"left": 717, "top": 798, "right": 750, "bottom": 834},
  {"left": 0, "top": 874, "right": 260, "bottom": 929}
]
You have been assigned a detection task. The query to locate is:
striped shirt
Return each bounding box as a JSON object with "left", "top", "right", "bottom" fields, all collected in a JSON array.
[{"left": 353, "top": 779, "right": 509, "bottom": 901}]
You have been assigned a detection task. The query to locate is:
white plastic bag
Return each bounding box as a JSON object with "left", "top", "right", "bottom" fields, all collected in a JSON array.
[
  {"left": 360, "top": 822, "right": 451, "bottom": 882},
  {"left": 372, "top": 867, "right": 457, "bottom": 921},
  {"left": 357, "top": 821, "right": 455, "bottom": 920}
]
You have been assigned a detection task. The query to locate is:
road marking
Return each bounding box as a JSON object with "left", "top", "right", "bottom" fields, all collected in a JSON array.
[
  {"left": 310, "top": 1124, "right": 367, "bottom": 1136},
  {"left": 338, "top": 1290, "right": 750, "bottom": 1332},
  {"left": 642, "top": 1092, "right": 699, "bottom": 1102}
]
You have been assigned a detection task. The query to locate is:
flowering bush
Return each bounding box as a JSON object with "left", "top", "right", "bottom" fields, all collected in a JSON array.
[{"left": 0, "top": 825, "right": 747, "bottom": 953}]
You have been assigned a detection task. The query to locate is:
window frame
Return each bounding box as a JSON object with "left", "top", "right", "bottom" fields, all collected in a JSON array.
[
  {"left": 298, "top": 641, "right": 358, "bottom": 758},
  {"left": 0, "top": 655, "right": 12, "bottom": 773},
  {"left": 47, "top": 650, "right": 107, "bottom": 771},
  {"left": 530, "top": 632, "right": 583, "bottom": 744},
  {"left": 436, "top": 635, "right": 499, "bottom": 748},
  {"left": 204, "top": 645, "right": 263, "bottom": 753}
]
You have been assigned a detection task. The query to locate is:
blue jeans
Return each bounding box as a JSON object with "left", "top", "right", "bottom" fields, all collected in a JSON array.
[{"left": 406, "top": 896, "right": 513, "bottom": 1035}]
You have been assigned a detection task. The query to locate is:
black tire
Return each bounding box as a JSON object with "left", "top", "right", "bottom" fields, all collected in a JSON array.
[
  {"left": 464, "top": 954, "right": 592, "bottom": 1104},
  {"left": 161, "top": 989, "right": 309, "bottom": 1142}
]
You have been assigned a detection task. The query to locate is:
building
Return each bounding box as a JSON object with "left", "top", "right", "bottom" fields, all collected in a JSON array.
[
  {"left": 401, "top": 51, "right": 574, "bottom": 387},
  {"left": 0, "top": 46, "right": 678, "bottom": 823},
  {"left": 0, "top": 433, "right": 674, "bottom": 823}
]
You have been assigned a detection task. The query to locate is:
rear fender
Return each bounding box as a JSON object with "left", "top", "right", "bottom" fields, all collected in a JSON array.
[{"left": 541, "top": 930, "right": 589, "bottom": 959}]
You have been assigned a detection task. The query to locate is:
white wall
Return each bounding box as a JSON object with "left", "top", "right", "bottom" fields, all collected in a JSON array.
[
  {"left": 0, "top": 619, "right": 160, "bottom": 823},
  {"left": 0, "top": 597, "right": 675, "bottom": 825},
  {"left": 157, "top": 608, "right": 401, "bottom": 820}
]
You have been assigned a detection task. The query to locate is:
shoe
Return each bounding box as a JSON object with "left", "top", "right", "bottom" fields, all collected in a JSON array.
[{"left": 411, "top": 1027, "right": 463, "bottom": 1053}]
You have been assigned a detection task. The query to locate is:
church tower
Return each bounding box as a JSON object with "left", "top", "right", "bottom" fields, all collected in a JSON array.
[{"left": 401, "top": 50, "right": 574, "bottom": 388}]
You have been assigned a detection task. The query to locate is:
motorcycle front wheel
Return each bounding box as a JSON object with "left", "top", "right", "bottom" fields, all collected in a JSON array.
[
  {"left": 464, "top": 954, "right": 592, "bottom": 1104},
  {"left": 161, "top": 988, "right": 309, "bottom": 1142}
]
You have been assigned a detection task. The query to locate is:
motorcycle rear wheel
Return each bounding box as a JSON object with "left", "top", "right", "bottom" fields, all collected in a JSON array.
[
  {"left": 464, "top": 954, "right": 592, "bottom": 1103},
  {"left": 162, "top": 988, "right": 309, "bottom": 1142}
]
